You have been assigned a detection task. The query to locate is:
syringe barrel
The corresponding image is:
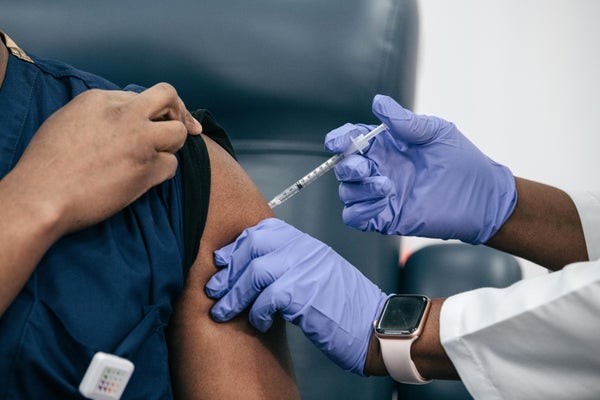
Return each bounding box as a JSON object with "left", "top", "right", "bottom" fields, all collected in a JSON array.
[
  {"left": 268, "top": 124, "right": 385, "bottom": 209},
  {"left": 296, "top": 153, "right": 344, "bottom": 186},
  {"left": 269, "top": 153, "right": 344, "bottom": 208}
]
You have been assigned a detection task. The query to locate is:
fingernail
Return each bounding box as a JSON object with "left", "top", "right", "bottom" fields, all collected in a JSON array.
[
  {"left": 210, "top": 307, "right": 224, "bottom": 322},
  {"left": 205, "top": 274, "right": 226, "bottom": 296},
  {"left": 214, "top": 243, "right": 235, "bottom": 265},
  {"left": 205, "top": 286, "right": 222, "bottom": 299}
]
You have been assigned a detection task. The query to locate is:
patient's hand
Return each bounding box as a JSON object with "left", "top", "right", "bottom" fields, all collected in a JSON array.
[{"left": 168, "top": 134, "right": 299, "bottom": 399}]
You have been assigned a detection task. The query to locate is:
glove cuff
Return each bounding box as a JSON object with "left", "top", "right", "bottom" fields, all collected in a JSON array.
[
  {"left": 355, "top": 292, "right": 393, "bottom": 376},
  {"left": 471, "top": 163, "right": 517, "bottom": 244}
]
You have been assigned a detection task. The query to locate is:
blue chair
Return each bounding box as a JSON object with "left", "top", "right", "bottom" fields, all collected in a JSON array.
[{"left": 3, "top": 1, "right": 419, "bottom": 398}]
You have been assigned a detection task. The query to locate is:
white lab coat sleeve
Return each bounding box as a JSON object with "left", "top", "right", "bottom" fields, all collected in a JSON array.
[
  {"left": 440, "top": 261, "right": 600, "bottom": 400},
  {"left": 439, "top": 188, "right": 600, "bottom": 399},
  {"left": 566, "top": 190, "right": 600, "bottom": 261}
]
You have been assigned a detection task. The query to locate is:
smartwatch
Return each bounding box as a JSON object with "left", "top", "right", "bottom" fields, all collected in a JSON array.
[{"left": 373, "top": 294, "right": 432, "bottom": 384}]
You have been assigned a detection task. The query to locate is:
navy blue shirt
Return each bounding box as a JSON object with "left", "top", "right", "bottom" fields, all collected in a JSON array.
[{"left": 0, "top": 40, "right": 186, "bottom": 398}]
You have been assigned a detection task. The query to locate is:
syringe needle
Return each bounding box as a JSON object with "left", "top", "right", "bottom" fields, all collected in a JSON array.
[{"left": 268, "top": 124, "right": 386, "bottom": 209}]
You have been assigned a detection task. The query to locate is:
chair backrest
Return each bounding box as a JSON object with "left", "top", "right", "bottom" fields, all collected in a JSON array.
[
  {"left": 397, "top": 242, "right": 522, "bottom": 400},
  {"left": 3, "top": 1, "right": 419, "bottom": 398},
  {"left": 4, "top": 0, "right": 418, "bottom": 143}
]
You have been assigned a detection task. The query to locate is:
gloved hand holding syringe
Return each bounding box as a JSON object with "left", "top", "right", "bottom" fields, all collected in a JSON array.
[{"left": 268, "top": 123, "right": 387, "bottom": 208}]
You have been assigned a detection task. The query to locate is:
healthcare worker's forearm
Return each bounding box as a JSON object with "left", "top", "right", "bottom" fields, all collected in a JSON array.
[
  {"left": 486, "top": 177, "right": 588, "bottom": 270},
  {"left": 566, "top": 190, "right": 600, "bottom": 261},
  {"left": 364, "top": 298, "right": 459, "bottom": 380}
]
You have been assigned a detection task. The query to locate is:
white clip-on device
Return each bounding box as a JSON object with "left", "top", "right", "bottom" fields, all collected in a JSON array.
[{"left": 79, "top": 352, "right": 134, "bottom": 400}]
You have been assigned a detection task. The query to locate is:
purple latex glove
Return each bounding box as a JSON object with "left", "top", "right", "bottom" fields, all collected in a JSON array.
[
  {"left": 324, "top": 95, "right": 517, "bottom": 244},
  {"left": 206, "top": 218, "right": 389, "bottom": 375}
]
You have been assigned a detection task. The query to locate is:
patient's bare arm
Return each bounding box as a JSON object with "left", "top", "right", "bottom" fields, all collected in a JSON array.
[{"left": 168, "top": 134, "right": 299, "bottom": 399}]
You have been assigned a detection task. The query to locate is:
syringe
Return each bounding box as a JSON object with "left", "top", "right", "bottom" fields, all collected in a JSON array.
[{"left": 268, "top": 123, "right": 387, "bottom": 208}]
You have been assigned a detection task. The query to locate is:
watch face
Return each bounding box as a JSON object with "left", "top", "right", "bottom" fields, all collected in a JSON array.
[{"left": 375, "top": 295, "right": 429, "bottom": 335}]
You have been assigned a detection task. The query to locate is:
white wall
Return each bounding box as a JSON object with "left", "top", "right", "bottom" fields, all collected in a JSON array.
[{"left": 404, "top": 0, "right": 600, "bottom": 276}]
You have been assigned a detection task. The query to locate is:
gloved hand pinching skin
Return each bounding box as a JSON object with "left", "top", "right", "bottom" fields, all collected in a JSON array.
[
  {"left": 324, "top": 95, "right": 517, "bottom": 244},
  {"left": 206, "top": 218, "right": 389, "bottom": 375}
]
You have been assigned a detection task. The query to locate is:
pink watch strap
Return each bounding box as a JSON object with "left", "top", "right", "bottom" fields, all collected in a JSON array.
[{"left": 378, "top": 336, "right": 431, "bottom": 384}]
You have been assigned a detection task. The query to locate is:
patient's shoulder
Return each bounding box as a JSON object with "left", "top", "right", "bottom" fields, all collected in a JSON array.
[{"left": 169, "top": 126, "right": 298, "bottom": 399}]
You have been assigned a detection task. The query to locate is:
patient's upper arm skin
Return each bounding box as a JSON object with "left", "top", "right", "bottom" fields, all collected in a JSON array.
[{"left": 168, "top": 134, "right": 299, "bottom": 399}]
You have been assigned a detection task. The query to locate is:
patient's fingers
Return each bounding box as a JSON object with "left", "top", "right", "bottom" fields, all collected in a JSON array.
[
  {"left": 147, "top": 120, "right": 189, "bottom": 153},
  {"left": 134, "top": 82, "right": 202, "bottom": 135}
]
